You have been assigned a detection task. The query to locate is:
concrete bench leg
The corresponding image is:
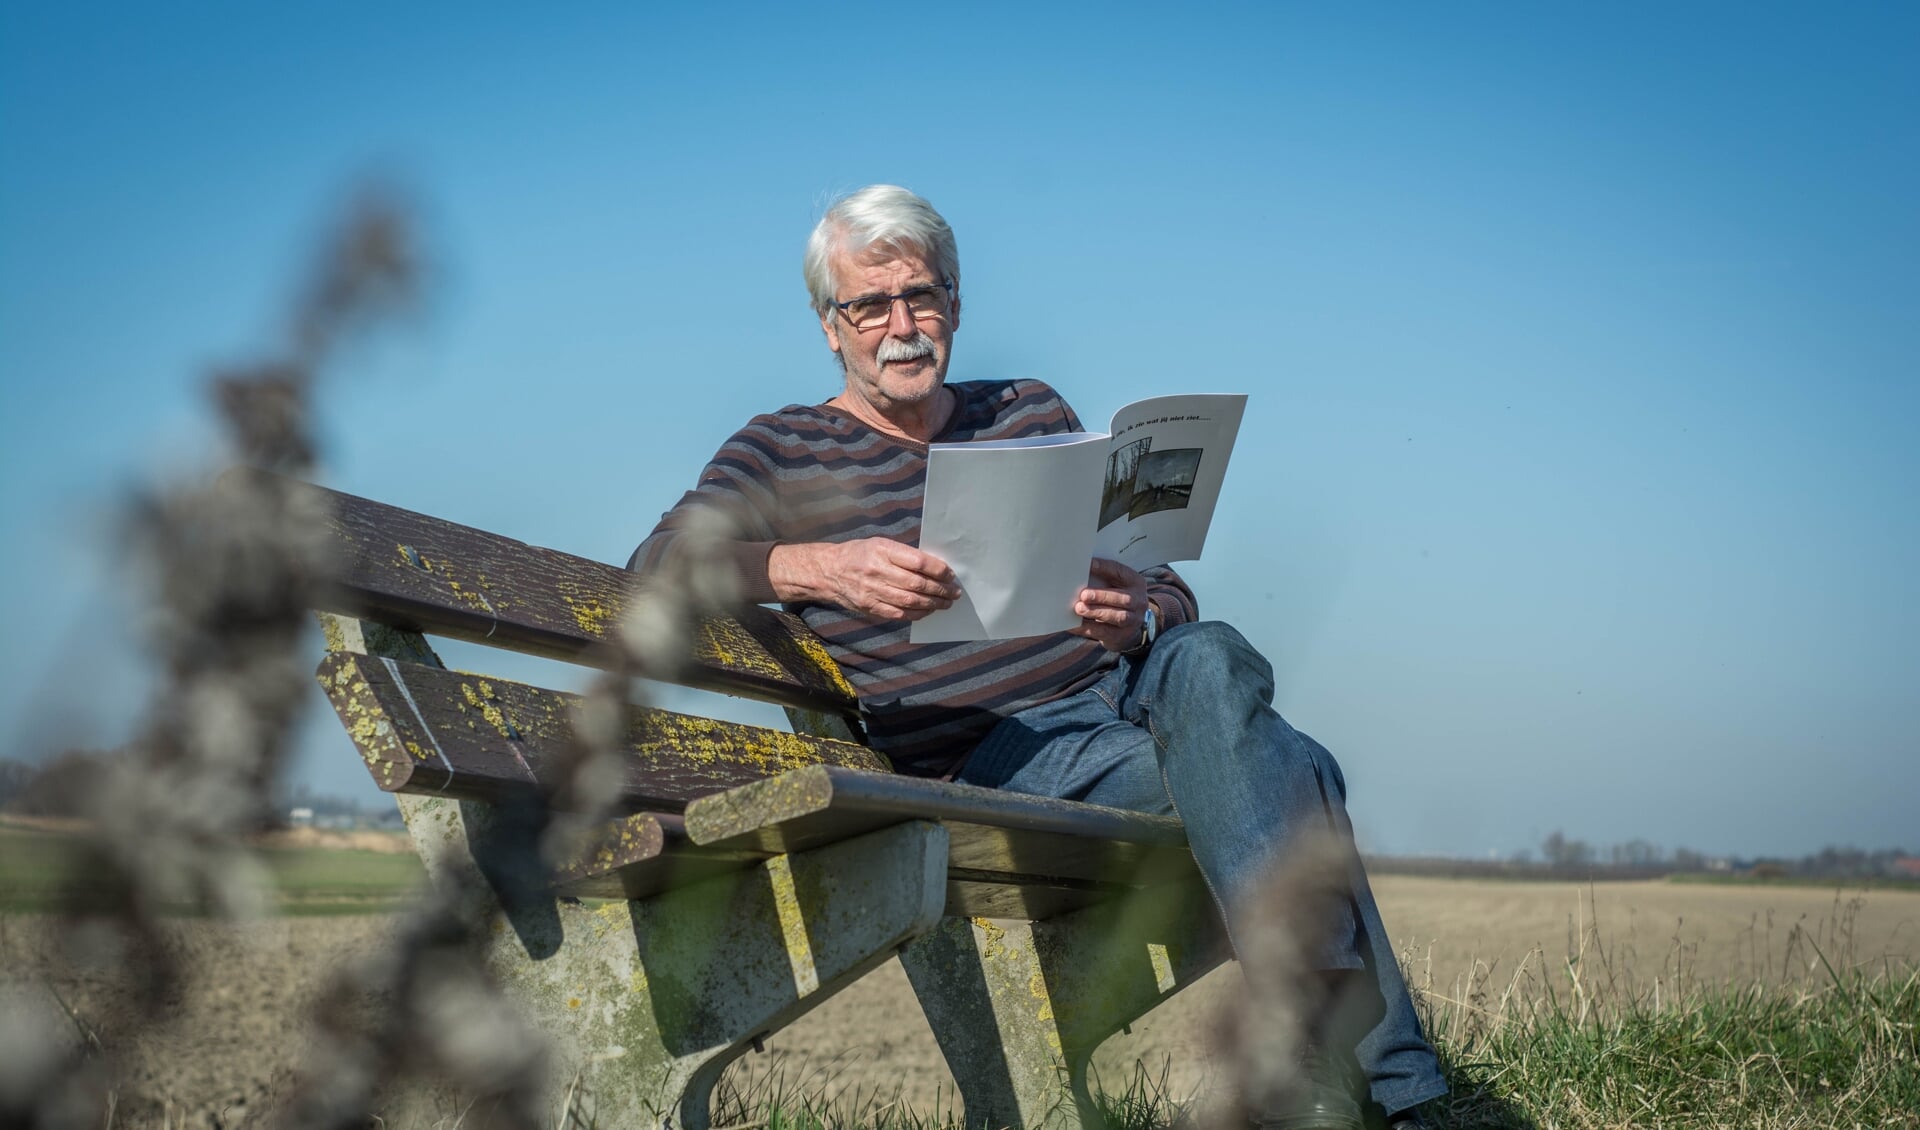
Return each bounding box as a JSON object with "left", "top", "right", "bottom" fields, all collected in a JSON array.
[
  {"left": 320, "top": 613, "right": 950, "bottom": 1126},
  {"left": 899, "top": 884, "right": 1230, "bottom": 1130},
  {"left": 399, "top": 794, "right": 948, "bottom": 1129}
]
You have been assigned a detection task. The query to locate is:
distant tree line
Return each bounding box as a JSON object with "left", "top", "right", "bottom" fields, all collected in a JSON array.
[
  {"left": 1527, "top": 830, "right": 1699, "bottom": 869},
  {"left": 1525, "top": 829, "right": 1914, "bottom": 880},
  {"left": 0, "top": 750, "right": 116, "bottom": 816}
]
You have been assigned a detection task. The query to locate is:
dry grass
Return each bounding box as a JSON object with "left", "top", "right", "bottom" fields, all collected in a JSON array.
[
  {"left": 6, "top": 879, "right": 1916, "bottom": 1127},
  {"left": 1409, "top": 889, "right": 1920, "bottom": 1129}
]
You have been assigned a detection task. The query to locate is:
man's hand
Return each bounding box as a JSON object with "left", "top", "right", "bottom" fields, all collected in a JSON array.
[
  {"left": 1071, "top": 558, "right": 1151, "bottom": 652},
  {"left": 768, "top": 539, "right": 960, "bottom": 621}
]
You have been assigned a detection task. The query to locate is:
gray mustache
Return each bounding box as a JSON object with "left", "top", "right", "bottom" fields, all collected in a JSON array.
[{"left": 876, "top": 332, "right": 936, "bottom": 363}]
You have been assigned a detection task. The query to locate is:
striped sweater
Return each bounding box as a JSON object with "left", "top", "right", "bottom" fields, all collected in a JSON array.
[{"left": 629, "top": 379, "right": 1197, "bottom": 779}]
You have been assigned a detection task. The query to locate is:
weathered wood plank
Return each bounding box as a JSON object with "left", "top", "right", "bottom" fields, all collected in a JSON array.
[
  {"left": 560, "top": 846, "right": 1161, "bottom": 919},
  {"left": 257, "top": 471, "right": 859, "bottom": 713},
  {"left": 547, "top": 812, "right": 669, "bottom": 886},
  {"left": 682, "top": 765, "right": 1201, "bottom": 917},
  {"left": 555, "top": 810, "right": 1185, "bottom": 919},
  {"left": 550, "top": 814, "right": 764, "bottom": 901},
  {"left": 315, "top": 652, "right": 889, "bottom": 810}
]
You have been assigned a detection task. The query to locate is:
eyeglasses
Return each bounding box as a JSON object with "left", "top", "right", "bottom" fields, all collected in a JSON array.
[{"left": 833, "top": 279, "right": 955, "bottom": 330}]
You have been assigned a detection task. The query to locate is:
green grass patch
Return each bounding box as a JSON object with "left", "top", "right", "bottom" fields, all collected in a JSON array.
[
  {"left": 0, "top": 826, "right": 425, "bottom": 915},
  {"left": 263, "top": 844, "right": 426, "bottom": 901},
  {"left": 1420, "top": 961, "right": 1919, "bottom": 1128}
]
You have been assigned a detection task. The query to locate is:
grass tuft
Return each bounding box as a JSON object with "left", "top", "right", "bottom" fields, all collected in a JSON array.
[{"left": 1412, "top": 890, "right": 1920, "bottom": 1129}]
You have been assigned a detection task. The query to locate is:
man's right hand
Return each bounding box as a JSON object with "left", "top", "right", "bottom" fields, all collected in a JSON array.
[{"left": 768, "top": 539, "right": 960, "bottom": 621}]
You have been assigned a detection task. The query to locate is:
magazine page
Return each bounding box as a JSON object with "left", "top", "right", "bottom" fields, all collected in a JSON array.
[
  {"left": 910, "top": 432, "right": 1109, "bottom": 644},
  {"left": 1092, "top": 393, "right": 1248, "bottom": 570}
]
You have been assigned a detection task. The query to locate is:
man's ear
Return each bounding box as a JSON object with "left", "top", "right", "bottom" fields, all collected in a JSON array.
[
  {"left": 949, "top": 294, "right": 961, "bottom": 334},
  {"left": 820, "top": 313, "right": 843, "bottom": 356}
]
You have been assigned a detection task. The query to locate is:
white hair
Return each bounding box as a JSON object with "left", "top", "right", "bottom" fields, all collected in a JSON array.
[{"left": 803, "top": 185, "right": 960, "bottom": 317}]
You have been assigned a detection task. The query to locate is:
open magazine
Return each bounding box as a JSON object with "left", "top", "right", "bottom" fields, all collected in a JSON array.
[{"left": 911, "top": 393, "right": 1247, "bottom": 643}]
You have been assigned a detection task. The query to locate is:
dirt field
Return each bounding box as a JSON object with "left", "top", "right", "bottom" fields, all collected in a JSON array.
[
  {"left": 5, "top": 876, "right": 1916, "bottom": 1124},
  {"left": 755, "top": 876, "right": 1920, "bottom": 1111}
]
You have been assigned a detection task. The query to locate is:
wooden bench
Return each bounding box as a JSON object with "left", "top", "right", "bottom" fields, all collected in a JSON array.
[{"left": 298, "top": 476, "right": 1229, "bottom": 1129}]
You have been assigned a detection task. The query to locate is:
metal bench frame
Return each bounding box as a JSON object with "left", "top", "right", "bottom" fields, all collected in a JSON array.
[{"left": 303, "top": 479, "right": 1228, "bottom": 1129}]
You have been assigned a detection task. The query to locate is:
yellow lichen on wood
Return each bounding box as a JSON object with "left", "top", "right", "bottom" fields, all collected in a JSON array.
[
  {"left": 791, "top": 631, "right": 858, "bottom": 697},
  {"left": 686, "top": 613, "right": 858, "bottom": 701},
  {"left": 443, "top": 577, "right": 502, "bottom": 618},
  {"left": 557, "top": 580, "right": 620, "bottom": 638},
  {"left": 693, "top": 619, "right": 783, "bottom": 682},
  {"left": 473, "top": 573, "right": 510, "bottom": 609},
  {"left": 317, "top": 657, "right": 408, "bottom": 789},
  {"left": 478, "top": 701, "right": 517, "bottom": 740},
  {"left": 458, "top": 680, "right": 520, "bottom": 740}
]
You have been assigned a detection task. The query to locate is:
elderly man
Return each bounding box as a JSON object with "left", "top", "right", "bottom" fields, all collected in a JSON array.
[{"left": 630, "top": 185, "right": 1445, "bottom": 1130}]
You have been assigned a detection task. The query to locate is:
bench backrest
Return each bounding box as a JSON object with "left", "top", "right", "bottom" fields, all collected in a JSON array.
[
  {"left": 317, "top": 649, "right": 887, "bottom": 808},
  {"left": 281, "top": 473, "right": 888, "bottom": 810},
  {"left": 305, "top": 476, "right": 860, "bottom": 716}
]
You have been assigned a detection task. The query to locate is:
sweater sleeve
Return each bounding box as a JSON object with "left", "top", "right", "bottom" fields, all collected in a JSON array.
[
  {"left": 1142, "top": 565, "right": 1198, "bottom": 629},
  {"left": 627, "top": 420, "right": 787, "bottom": 604}
]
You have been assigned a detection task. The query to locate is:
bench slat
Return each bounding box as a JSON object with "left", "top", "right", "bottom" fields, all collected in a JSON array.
[
  {"left": 317, "top": 653, "right": 888, "bottom": 810},
  {"left": 557, "top": 843, "right": 1166, "bottom": 920},
  {"left": 680, "top": 765, "right": 1200, "bottom": 917},
  {"left": 550, "top": 815, "right": 769, "bottom": 902},
  {"left": 553, "top": 808, "right": 1184, "bottom": 919},
  {"left": 275, "top": 473, "right": 859, "bottom": 713},
  {"left": 547, "top": 812, "right": 669, "bottom": 886}
]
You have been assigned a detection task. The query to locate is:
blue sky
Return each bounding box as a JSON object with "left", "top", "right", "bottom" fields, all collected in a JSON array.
[{"left": 3, "top": 3, "right": 1914, "bottom": 859}]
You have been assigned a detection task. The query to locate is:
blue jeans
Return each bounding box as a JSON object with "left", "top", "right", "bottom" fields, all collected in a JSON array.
[{"left": 956, "top": 621, "right": 1447, "bottom": 1115}]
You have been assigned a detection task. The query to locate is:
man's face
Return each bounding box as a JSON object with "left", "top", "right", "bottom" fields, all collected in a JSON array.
[{"left": 819, "top": 244, "right": 960, "bottom": 421}]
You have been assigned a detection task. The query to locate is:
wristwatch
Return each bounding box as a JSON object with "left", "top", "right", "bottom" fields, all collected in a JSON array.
[{"left": 1128, "top": 602, "right": 1160, "bottom": 655}]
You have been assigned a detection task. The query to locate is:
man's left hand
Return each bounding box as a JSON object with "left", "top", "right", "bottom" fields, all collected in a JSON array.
[{"left": 1071, "top": 558, "right": 1151, "bottom": 652}]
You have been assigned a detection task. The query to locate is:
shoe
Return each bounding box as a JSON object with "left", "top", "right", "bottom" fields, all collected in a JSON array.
[
  {"left": 1383, "top": 1106, "right": 1432, "bottom": 1130},
  {"left": 1251, "top": 1043, "right": 1364, "bottom": 1130}
]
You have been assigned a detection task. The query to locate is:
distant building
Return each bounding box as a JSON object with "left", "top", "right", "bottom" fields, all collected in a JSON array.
[
  {"left": 288, "top": 806, "right": 314, "bottom": 827},
  {"left": 1891, "top": 856, "right": 1920, "bottom": 879}
]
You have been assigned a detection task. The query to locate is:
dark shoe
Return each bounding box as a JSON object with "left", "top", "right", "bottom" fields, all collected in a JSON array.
[
  {"left": 1383, "top": 1106, "right": 1432, "bottom": 1130},
  {"left": 1252, "top": 1043, "right": 1364, "bottom": 1130}
]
